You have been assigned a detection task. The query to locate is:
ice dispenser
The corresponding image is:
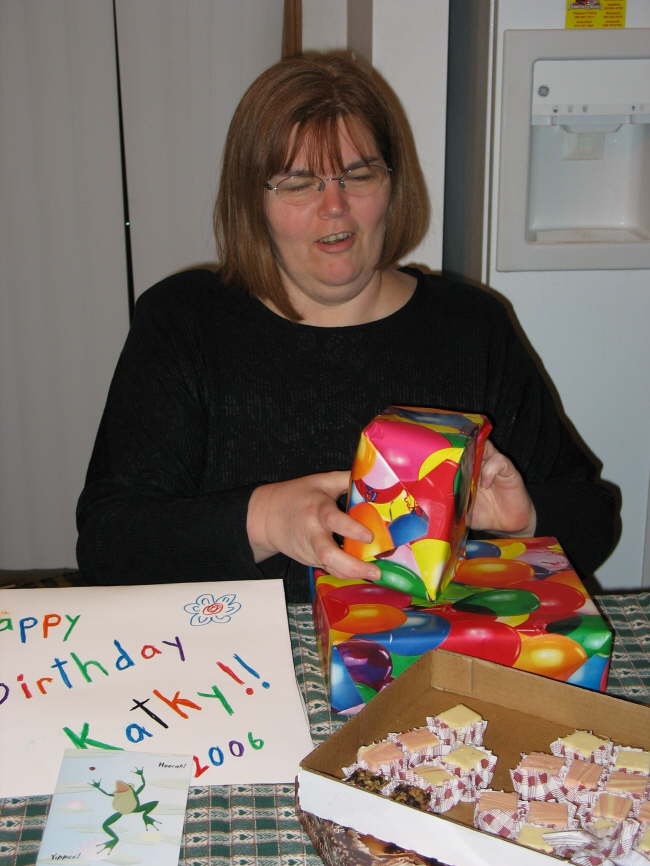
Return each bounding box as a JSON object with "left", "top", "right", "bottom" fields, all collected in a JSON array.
[{"left": 496, "top": 28, "right": 650, "bottom": 271}]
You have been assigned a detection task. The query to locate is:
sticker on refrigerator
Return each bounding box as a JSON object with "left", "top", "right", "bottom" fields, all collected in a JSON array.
[{"left": 565, "top": 0, "right": 626, "bottom": 29}]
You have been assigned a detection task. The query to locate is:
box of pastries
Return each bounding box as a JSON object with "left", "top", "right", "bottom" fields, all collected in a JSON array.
[{"left": 296, "top": 649, "right": 649, "bottom": 865}]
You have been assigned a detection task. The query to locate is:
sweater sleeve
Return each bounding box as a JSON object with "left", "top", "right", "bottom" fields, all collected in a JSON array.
[
  {"left": 76, "top": 278, "right": 265, "bottom": 584},
  {"left": 479, "top": 296, "right": 619, "bottom": 577}
]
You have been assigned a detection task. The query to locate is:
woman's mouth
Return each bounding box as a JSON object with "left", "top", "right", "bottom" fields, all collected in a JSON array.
[{"left": 317, "top": 231, "right": 353, "bottom": 245}]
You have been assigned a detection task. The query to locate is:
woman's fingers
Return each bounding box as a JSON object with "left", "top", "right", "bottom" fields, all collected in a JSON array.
[
  {"left": 247, "top": 472, "right": 379, "bottom": 580},
  {"left": 324, "top": 503, "right": 372, "bottom": 541},
  {"left": 312, "top": 531, "right": 379, "bottom": 580},
  {"left": 470, "top": 440, "right": 536, "bottom": 535}
]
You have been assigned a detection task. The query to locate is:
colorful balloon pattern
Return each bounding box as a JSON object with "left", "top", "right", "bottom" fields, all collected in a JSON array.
[
  {"left": 343, "top": 406, "right": 492, "bottom": 600},
  {"left": 311, "top": 536, "right": 612, "bottom": 714}
]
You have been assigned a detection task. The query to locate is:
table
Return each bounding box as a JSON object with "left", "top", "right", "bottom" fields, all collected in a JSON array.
[{"left": 1, "top": 594, "right": 649, "bottom": 866}]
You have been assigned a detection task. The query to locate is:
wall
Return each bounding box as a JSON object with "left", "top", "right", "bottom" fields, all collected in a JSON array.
[
  {"left": 303, "top": 0, "right": 449, "bottom": 272},
  {"left": 303, "top": 0, "right": 347, "bottom": 51},
  {"left": 115, "top": 0, "right": 285, "bottom": 296},
  {"left": 1, "top": 0, "right": 129, "bottom": 569},
  {"left": 0, "top": 0, "right": 284, "bottom": 570}
]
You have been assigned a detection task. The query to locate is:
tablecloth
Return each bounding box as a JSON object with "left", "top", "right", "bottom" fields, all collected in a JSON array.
[{"left": 1, "top": 594, "right": 649, "bottom": 866}]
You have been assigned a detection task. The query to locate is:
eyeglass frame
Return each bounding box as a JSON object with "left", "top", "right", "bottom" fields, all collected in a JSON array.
[{"left": 264, "top": 163, "right": 392, "bottom": 197}]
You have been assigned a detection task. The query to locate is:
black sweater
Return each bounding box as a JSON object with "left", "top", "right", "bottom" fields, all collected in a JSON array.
[{"left": 77, "top": 268, "right": 618, "bottom": 601}]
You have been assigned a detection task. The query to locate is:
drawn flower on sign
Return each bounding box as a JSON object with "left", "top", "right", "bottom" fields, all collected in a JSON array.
[{"left": 183, "top": 593, "right": 241, "bottom": 626}]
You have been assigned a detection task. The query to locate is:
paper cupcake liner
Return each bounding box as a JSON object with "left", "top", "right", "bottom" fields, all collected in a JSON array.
[
  {"left": 511, "top": 764, "right": 566, "bottom": 801},
  {"left": 382, "top": 777, "right": 465, "bottom": 814},
  {"left": 631, "top": 821, "right": 650, "bottom": 857},
  {"left": 633, "top": 802, "right": 650, "bottom": 824},
  {"left": 611, "top": 850, "right": 650, "bottom": 866},
  {"left": 556, "top": 762, "right": 607, "bottom": 806},
  {"left": 600, "top": 821, "right": 640, "bottom": 860},
  {"left": 550, "top": 737, "right": 615, "bottom": 767},
  {"left": 561, "top": 786, "right": 604, "bottom": 810},
  {"left": 577, "top": 816, "right": 639, "bottom": 860},
  {"left": 473, "top": 801, "right": 522, "bottom": 839},
  {"left": 578, "top": 791, "right": 637, "bottom": 831},
  {"left": 539, "top": 829, "right": 596, "bottom": 862},
  {"left": 391, "top": 763, "right": 467, "bottom": 807},
  {"left": 425, "top": 716, "right": 488, "bottom": 747},
  {"left": 567, "top": 835, "right": 641, "bottom": 866},
  {"left": 569, "top": 849, "right": 609, "bottom": 866},
  {"left": 342, "top": 763, "right": 393, "bottom": 792}
]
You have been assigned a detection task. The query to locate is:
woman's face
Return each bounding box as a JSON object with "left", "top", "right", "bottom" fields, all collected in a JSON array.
[{"left": 264, "top": 117, "right": 391, "bottom": 320}]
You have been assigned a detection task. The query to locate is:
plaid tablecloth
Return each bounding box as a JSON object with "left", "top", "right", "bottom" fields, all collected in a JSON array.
[{"left": 1, "top": 594, "right": 649, "bottom": 866}]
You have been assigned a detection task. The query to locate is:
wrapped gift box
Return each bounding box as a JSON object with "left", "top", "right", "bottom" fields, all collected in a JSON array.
[
  {"left": 310, "top": 537, "right": 612, "bottom": 714},
  {"left": 342, "top": 406, "right": 492, "bottom": 600}
]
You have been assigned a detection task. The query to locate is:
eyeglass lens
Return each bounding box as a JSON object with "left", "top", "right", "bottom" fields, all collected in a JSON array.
[{"left": 270, "top": 164, "right": 390, "bottom": 203}]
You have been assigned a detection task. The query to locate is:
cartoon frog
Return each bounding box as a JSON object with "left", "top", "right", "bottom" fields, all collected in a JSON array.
[{"left": 90, "top": 767, "right": 160, "bottom": 851}]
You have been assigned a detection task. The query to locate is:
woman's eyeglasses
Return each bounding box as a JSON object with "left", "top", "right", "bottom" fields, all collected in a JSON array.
[{"left": 264, "top": 164, "right": 391, "bottom": 205}]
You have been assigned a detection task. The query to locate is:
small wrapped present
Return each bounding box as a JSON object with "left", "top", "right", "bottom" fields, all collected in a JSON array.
[{"left": 343, "top": 406, "right": 492, "bottom": 601}]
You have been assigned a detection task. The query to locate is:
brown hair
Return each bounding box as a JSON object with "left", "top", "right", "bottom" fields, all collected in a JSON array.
[{"left": 214, "top": 51, "right": 429, "bottom": 320}]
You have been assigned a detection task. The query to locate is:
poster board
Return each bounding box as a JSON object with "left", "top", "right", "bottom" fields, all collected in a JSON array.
[{"left": 0, "top": 579, "right": 313, "bottom": 797}]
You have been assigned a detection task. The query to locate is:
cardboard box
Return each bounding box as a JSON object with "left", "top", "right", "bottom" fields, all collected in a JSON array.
[
  {"left": 311, "top": 537, "right": 612, "bottom": 714},
  {"left": 297, "top": 649, "right": 650, "bottom": 866},
  {"left": 343, "top": 406, "right": 491, "bottom": 600}
]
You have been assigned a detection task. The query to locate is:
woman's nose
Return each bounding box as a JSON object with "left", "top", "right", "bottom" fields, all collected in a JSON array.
[{"left": 317, "top": 179, "right": 350, "bottom": 218}]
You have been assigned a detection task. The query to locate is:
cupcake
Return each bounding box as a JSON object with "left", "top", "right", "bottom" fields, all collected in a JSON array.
[
  {"left": 604, "top": 769, "right": 649, "bottom": 800},
  {"left": 355, "top": 740, "right": 406, "bottom": 773},
  {"left": 613, "top": 747, "right": 650, "bottom": 775},
  {"left": 343, "top": 767, "right": 388, "bottom": 795},
  {"left": 592, "top": 792, "right": 634, "bottom": 823},
  {"left": 385, "top": 763, "right": 465, "bottom": 814},
  {"left": 559, "top": 757, "right": 605, "bottom": 805},
  {"left": 389, "top": 727, "right": 447, "bottom": 762},
  {"left": 550, "top": 730, "right": 614, "bottom": 766},
  {"left": 342, "top": 739, "right": 406, "bottom": 792},
  {"left": 438, "top": 743, "right": 496, "bottom": 801},
  {"left": 474, "top": 790, "right": 521, "bottom": 838},
  {"left": 525, "top": 799, "right": 575, "bottom": 829},
  {"left": 578, "top": 790, "right": 639, "bottom": 858},
  {"left": 510, "top": 751, "right": 566, "bottom": 800},
  {"left": 426, "top": 704, "right": 487, "bottom": 747}
]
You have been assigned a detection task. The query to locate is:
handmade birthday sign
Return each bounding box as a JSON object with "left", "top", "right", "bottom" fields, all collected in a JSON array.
[{"left": 0, "top": 580, "right": 313, "bottom": 797}]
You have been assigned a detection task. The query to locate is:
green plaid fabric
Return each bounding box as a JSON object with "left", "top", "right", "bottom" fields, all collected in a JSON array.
[
  {"left": 2, "top": 595, "right": 649, "bottom": 866},
  {"left": 596, "top": 592, "right": 650, "bottom": 702}
]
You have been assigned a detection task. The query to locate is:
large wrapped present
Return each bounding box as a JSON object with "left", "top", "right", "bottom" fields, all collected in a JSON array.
[
  {"left": 342, "top": 406, "right": 492, "bottom": 601},
  {"left": 311, "top": 537, "right": 612, "bottom": 714}
]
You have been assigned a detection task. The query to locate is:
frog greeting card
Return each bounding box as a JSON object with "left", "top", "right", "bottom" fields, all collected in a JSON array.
[
  {"left": 0, "top": 579, "right": 313, "bottom": 796},
  {"left": 36, "top": 749, "right": 191, "bottom": 866}
]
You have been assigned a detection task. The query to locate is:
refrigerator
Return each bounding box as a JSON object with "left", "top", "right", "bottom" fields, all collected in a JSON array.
[{"left": 444, "top": 0, "right": 650, "bottom": 589}]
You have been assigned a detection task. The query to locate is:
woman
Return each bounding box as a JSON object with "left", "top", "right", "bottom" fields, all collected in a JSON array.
[{"left": 77, "top": 52, "right": 618, "bottom": 602}]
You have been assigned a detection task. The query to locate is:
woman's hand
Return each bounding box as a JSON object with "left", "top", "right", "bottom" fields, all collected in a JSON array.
[
  {"left": 247, "top": 471, "right": 381, "bottom": 581},
  {"left": 469, "top": 440, "right": 536, "bottom": 536}
]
